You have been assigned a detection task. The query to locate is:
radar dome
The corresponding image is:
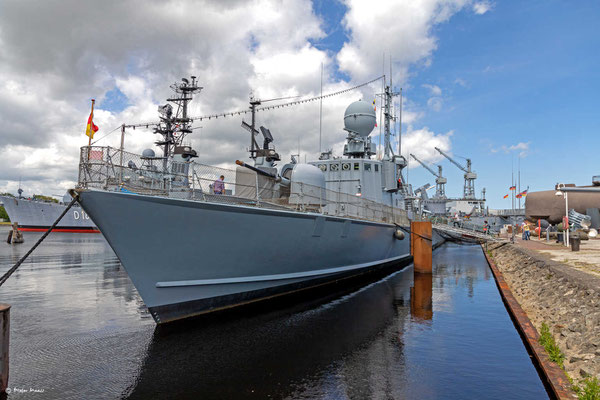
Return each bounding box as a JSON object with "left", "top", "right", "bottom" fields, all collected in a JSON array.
[
  {"left": 289, "top": 164, "right": 326, "bottom": 206},
  {"left": 141, "top": 149, "right": 156, "bottom": 158},
  {"left": 343, "top": 100, "right": 376, "bottom": 137}
]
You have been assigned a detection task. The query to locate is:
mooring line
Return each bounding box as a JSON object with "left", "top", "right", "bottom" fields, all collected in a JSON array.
[
  {"left": 395, "top": 225, "right": 432, "bottom": 241},
  {"left": 0, "top": 196, "right": 79, "bottom": 287}
]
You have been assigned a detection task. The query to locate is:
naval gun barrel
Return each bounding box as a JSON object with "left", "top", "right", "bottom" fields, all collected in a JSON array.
[
  {"left": 235, "top": 160, "right": 277, "bottom": 178},
  {"left": 235, "top": 160, "right": 290, "bottom": 186}
]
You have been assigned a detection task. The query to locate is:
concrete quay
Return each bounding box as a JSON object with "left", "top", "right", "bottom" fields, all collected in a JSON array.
[{"left": 488, "top": 240, "right": 600, "bottom": 388}]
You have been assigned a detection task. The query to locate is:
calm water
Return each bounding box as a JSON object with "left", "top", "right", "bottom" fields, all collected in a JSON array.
[{"left": 0, "top": 226, "right": 548, "bottom": 399}]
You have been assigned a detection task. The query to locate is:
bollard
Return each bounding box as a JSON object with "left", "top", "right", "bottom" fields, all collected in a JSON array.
[
  {"left": 571, "top": 236, "right": 580, "bottom": 252},
  {"left": 411, "top": 221, "right": 432, "bottom": 273},
  {"left": 0, "top": 304, "right": 9, "bottom": 394}
]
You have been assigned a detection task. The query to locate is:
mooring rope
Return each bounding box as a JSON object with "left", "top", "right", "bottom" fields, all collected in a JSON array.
[
  {"left": 0, "top": 196, "right": 79, "bottom": 287},
  {"left": 395, "top": 224, "right": 432, "bottom": 241}
]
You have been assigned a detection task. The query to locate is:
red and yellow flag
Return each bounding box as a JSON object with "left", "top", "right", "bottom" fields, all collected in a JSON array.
[
  {"left": 85, "top": 99, "right": 99, "bottom": 139},
  {"left": 503, "top": 194, "right": 509, "bottom": 199}
]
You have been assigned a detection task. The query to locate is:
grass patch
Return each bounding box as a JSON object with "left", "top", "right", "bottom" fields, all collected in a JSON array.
[
  {"left": 574, "top": 377, "right": 600, "bottom": 400},
  {"left": 538, "top": 322, "right": 565, "bottom": 367},
  {"left": 538, "top": 323, "right": 600, "bottom": 399}
]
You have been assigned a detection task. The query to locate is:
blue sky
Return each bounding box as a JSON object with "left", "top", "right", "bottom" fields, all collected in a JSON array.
[
  {"left": 313, "top": 0, "right": 600, "bottom": 208},
  {"left": 1, "top": 0, "right": 597, "bottom": 206}
]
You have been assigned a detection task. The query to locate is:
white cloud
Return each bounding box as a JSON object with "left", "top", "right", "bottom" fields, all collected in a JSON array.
[
  {"left": 454, "top": 78, "right": 467, "bottom": 87},
  {"left": 337, "top": 0, "right": 472, "bottom": 84},
  {"left": 490, "top": 141, "right": 531, "bottom": 158},
  {"left": 473, "top": 1, "right": 493, "bottom": 15},
  {"left": 422, "top": 84, "right": 442, "bottom": 96},
  {"left": 402, "top": 127, "right": 453, "bottom": 166},
  {"left": 427, "top": 97, "right": 443, "bottom": 111},
  {"left": 0, "top": 0, "right": 484, "bottom": 195}
]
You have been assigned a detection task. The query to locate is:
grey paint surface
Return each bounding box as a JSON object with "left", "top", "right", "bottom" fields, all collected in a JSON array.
[
  {"left": 76, "top": 190, "right": 421, "bottom": 322},
  {"left": 0, "top": 196, "right": 96, "bottom": 229}
]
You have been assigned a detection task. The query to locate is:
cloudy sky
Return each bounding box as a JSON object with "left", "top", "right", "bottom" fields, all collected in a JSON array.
[{"left": 0, "top": 0, "right": 598, "bottom": 207}]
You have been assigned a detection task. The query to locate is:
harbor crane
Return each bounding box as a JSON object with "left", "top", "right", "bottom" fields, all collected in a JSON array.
[
  {"left": 434, "top": 147, "right": 477, "bottom": 199},
  {"left": 410, "top": 153, "right": 446, "bottom": 198}
]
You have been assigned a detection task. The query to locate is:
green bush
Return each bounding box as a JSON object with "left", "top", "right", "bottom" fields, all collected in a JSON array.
[{"left": 0, "top": 205, "right": 8, "bottom": 221}]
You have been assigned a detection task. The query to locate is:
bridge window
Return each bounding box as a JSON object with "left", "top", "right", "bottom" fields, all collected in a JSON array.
[
  {"left": 354, "top": 163, "right": 360, "bottom": 171},
  {"left": 375, "top": 164, "right": 379, "bottom": 172},
  {"left": 364, "top": 163, "right": 371, "bottom": 171}
]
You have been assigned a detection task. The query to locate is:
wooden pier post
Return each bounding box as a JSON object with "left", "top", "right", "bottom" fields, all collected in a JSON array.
[
  {"left": 411, "top": 221, "right": 432, "bottom": 273},
  {"left": 0, "top": 304, "right": 9, "bottom": 393}
]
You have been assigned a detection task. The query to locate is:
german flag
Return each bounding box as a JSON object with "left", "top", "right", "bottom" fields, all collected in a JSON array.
[
  {"left": 503, "top": 194, "right": 509, "bottom": 199},
  {"left": 509, "top": 185, "right": 516, "bottom": 191}
]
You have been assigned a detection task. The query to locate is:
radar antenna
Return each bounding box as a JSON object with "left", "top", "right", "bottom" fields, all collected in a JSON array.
[{"left": 154, "top": 76, "right": 202, "bottom": 162}]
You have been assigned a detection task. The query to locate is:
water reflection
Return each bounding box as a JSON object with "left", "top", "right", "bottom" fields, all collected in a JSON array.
[
  {"left": 1, "top": 230, "right": 547, "bottom": 400},
  {"left": 411, "top": 272, "right": 433, "bottom": 321},
  {"left": 126, "top": 268, "right": 414, "bottom": 400},
  {"left": 126, "top": 244, "right": 548, "bottom": 400}
]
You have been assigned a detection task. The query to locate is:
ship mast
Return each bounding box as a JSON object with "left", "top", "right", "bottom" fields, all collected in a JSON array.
[
  {"left": 379, "top": 81, "right": 401, "bottom": 160},
  {"left": 154, "top": 76, "right": 202, "bottom": 165}
]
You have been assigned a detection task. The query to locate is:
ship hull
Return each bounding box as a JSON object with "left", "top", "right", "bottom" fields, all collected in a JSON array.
[
  {"left": 75, "top": 189, "right": 413, "bottom": 324},
  {"left": 0, "top": 196, "right": 98, "bottom": 232}
]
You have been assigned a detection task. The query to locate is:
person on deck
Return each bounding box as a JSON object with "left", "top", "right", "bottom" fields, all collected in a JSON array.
[{"left": 213, "top": 175, "right": 225, "bottom": 195}]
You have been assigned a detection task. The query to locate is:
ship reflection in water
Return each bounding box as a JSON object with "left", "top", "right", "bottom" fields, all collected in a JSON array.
[
  {"left": 127, "top": 244, "right": 547, "bottom": 400},
  {"left": 0, "top": 228, "right": 547, "bottom": 399}
]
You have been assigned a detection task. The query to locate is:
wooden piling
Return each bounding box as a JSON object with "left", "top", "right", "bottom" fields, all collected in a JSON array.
[
  {"left": 0, "top": 304, "right": 9, "bottom": 394},
  {"left": 411, "top": 221, "right": 432, "bottom": 273}
]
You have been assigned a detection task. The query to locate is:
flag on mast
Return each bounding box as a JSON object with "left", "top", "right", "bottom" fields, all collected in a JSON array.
[
  {"left": 85, "top": 99, "right": 99, "bottom": 139},
  {"left": 373, "top": 99, "right": 377, "bottom": 127},
  {"left": 503, "top": 194, "right": 509, "bottom": 199},
  {"left": 509, "top": 185, "right": 516, "bottom": 191}
]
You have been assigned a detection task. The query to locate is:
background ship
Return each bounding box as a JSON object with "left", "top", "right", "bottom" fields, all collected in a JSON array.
[
  {"left": 0, "top": 192, "right": 98, "bottom": 232},
  {"left": 72, "top": 75, "right": 442, "bottom": 324}
]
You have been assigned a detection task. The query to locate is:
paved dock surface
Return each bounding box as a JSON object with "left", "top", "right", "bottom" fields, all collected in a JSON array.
[
  {"left": 517, "top": 237, "right": 600, "bottom": 279},
  {"left": 0, "top": 227, "right": 548, "bottom": 399}
]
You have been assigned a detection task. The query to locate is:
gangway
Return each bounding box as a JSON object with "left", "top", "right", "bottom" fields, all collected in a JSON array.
[{"left": 433, "top": 223, "right": 505, "bottom": 244}]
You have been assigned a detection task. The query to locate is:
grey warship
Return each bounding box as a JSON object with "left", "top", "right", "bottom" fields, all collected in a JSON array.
[
  {"left": 73, "top": 76, "right": 416, "bottom": 324},
  {"left": 0, "top": 192, "right": 98, "bottom": 232}
]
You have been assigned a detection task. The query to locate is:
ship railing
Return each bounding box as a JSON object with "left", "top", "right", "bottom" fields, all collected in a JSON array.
[{"left": 77, "top": 146, "right": 409, "bottom": 226}]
